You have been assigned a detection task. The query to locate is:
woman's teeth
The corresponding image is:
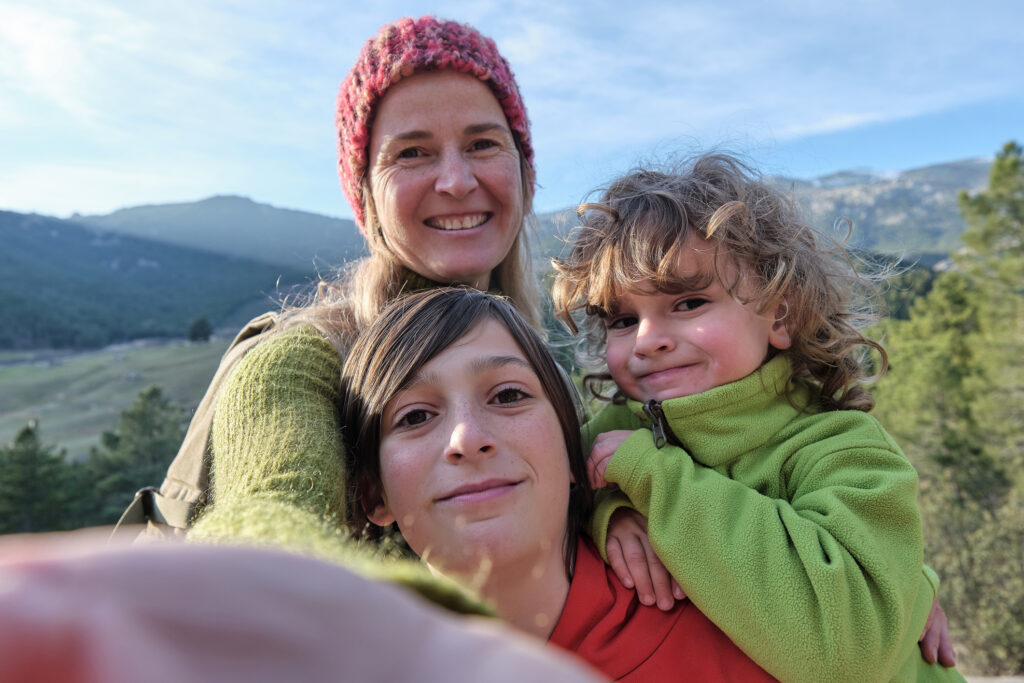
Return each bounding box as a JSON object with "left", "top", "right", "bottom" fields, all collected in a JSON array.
[{"left": 427, "top": 213, "right": 488, "bottom": 230}]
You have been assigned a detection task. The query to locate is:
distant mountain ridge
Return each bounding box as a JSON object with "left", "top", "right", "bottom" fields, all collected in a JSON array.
[
  {"left": 63, "top": 157, "right": 990, "bottom": 270},
  {"left": 781, "top": 158, "right": 991, "bottom": 254},
  {"left": 537, "top": 157, "right": 991, "bottom": 260},
  {"left": 74, "top": 195, "right": 366, "bottom": 272}
]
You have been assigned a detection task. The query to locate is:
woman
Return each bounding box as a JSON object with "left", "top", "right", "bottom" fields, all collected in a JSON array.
[
  {"left": 339, "top": 287, "right": 777, "bottom": 681},
  {"left": 184, "top": 16, "right": 541, "bottom": 549}
]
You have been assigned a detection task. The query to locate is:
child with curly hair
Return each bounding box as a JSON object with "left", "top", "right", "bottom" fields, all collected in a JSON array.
[{"left": 552, "top": 153, "right": 963, "bottom": 682}]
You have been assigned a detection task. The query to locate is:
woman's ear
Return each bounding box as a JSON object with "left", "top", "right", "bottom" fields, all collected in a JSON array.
[{"left": 768, "top": 299, "right": 793, "bottom": 351}]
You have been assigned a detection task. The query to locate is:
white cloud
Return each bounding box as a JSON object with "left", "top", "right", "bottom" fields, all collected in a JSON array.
[{"left": 0, "top": 4, "right": 98, "bottom": 120}]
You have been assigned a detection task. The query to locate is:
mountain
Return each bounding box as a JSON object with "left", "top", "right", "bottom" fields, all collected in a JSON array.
[
  {"left": 64, "top": 156, "right": 991, "bottom": 277},
  {"left": 74, "top": 195, "right": 366, "bottom": 272},
  {"left": 0, "top": 211, "right": 309, "bottom": 349},
  {"left": 538, "top": 157, "right": 991, "bottom": 261},
  {"left": 777, "top": 158, "right": 991, "bottom": 255}
]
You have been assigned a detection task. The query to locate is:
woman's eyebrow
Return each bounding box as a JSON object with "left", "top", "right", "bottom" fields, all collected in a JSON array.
[
  {"left": 383, "top": 123, "right": 508, "bottom": 144},
  {"left": 464, "top": 122, "right": 511, "bottom": 137},
  {"left": 381, "top": 130, "right": 432, "bottom": 144}
]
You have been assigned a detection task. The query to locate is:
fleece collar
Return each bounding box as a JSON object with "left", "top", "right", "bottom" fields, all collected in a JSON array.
[{"left": 624, "top": 356, "right": 812, "bottom": 468}]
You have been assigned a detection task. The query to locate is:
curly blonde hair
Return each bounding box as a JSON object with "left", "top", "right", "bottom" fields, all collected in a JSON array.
[{"left": 551, "top": 153, "right": 887, "bottom": 412}]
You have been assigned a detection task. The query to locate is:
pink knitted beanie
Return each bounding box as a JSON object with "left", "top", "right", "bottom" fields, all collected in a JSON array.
[{"left": 336, "top": 16, "right": 534, "bottom": 231}]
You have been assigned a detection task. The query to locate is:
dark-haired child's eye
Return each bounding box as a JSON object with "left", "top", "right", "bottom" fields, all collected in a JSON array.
[
  {"left": 396, "top": 409, "right": 430, "bottom": 427},
  {"left": 493, "top": 387, "right": 529, "bottom": 404}
]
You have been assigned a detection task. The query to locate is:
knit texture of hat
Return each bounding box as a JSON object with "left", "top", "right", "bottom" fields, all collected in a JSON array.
[{"left": 336, "top": 16, "right": 533, "bottom": 231}]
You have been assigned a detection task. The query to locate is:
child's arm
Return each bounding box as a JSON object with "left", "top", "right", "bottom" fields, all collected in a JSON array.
[
  {"left": 602, "top": 427, "right": 925, "bottom": 683},
  {"left": 603, "top": 507, "right": 685, "bottom": 610}
]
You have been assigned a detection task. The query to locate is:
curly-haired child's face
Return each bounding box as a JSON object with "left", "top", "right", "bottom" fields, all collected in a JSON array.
[{"left": 604, "top": 236, "right": 792, "bottom": 403}]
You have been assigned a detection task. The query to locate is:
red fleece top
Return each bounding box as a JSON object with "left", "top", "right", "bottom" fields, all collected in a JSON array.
[{"left": 549, "top": 539, "right": 777, "bottom": 682}]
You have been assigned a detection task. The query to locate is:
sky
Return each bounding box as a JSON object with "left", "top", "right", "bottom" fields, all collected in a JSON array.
[{"left": 1, "top": 0, "right": 1022, "bottom": 220}]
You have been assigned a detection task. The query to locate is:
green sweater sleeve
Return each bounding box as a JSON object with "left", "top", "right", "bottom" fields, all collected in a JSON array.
[
  {"left": 605, "top": 428, "right": 925, "bottom": 683},
  {"left": 190, "top": 324, "right": 348, "bottom": 546}
]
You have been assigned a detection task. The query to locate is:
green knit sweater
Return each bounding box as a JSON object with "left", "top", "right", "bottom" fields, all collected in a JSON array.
[
  {"left": 188, "top": 323, "right": 488, "bottom": 615},
  {"left": 584, "top": 356, "right": 963, "bottom": 683}
]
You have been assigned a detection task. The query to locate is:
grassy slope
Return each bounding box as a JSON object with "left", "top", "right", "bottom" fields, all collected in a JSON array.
[{"left": 0, "top": 340, "right": 230, "bottom": 460}]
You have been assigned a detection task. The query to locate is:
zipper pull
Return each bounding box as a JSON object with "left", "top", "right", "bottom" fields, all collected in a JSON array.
[{"left": 643, "top": 400, "right": 668, "bottom": 449}]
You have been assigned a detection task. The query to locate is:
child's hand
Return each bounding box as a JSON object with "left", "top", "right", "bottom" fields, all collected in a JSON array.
[
  {"left": 587, "top": 430, "right": 633, "bottom": 488},
  {"left": 606, "top": 508, "right": 685, "bottom": 611},
  {"left": 918, "top": 596, "right": 956, "bottom": 667}
]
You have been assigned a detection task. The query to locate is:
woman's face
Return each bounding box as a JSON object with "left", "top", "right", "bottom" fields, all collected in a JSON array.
[
  {"left": 367, "top": 71, "right": 524, "bottom": 289},
  {"left": 368, "top": 318, "right": 571, "bottom": 577}
]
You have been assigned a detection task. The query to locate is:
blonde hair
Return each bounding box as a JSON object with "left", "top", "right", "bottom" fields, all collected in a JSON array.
[
  {"left": 282, "top": 145, "right": 540, "bottom": 355},
  {"left": 552, "top": 153, "right": 887, "bottom": 412}
]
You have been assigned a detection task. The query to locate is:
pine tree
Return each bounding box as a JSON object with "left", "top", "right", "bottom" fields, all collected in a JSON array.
[
  {"left": 0, "top": 420, "right": 75, "bottom": 533},
  {"left": 83, "top": 385, "right": 187, "bottom": 525}
]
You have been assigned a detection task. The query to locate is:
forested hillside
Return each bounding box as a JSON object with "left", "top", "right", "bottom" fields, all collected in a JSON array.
[
  {"left": 872, "top": 142, "right": 1024, "bottom": 674},
  {"left": 0, "top": 211, "right": 309, "bottom": 349}
]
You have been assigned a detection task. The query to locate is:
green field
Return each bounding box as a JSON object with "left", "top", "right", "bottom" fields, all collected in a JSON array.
[{"left": 0, "top": 339, "right": 230, "bottom": 460}]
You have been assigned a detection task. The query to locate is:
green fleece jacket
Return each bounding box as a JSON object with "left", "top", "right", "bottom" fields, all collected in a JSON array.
[
  {"left": 188, "top": 323, "right": 488, "bottom": 616},
  {"left": 584, "top": 356, "right": 963, "bottom": 683}
]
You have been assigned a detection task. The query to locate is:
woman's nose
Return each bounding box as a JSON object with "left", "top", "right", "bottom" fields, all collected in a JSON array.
[
  {"left": 443, "top": 409, "right": 495, "bottom": 462},
  {"left": 434, "top": 151, "right": 479, "bottom": 199},
  {"left": 633, "top": 317, "right": 675, "bottom": 357}
]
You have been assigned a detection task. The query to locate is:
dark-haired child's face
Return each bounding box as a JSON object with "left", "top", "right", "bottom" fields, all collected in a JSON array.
[
  {"left": 604, "top": 235, "right": 792, "bottom": 402},
  {"left": 369, "top": 319, "right": 572, "bottom": 580}
]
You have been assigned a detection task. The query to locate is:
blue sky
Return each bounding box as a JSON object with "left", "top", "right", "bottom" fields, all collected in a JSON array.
[{"left": 1, "top": 0, "right": 1021, "bottom": 219}]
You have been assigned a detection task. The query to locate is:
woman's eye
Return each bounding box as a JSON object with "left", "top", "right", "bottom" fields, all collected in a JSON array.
[
  {"left": 607, "top": 315, "right": 638, "bottom": 330},
  {"left": 396, "top": 147, "right": 423, "bottom": 159},
  {"left": 470, "top": 138, "right": 498, "bottom": 152},
  {"left": 676, "top": 297, "right": 708, "bottom": 312},
  {"left": 492, "top": 387, "right": 528, "bottom": 405}
]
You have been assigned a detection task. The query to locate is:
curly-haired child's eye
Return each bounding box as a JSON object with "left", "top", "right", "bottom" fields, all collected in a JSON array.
[
  {"left": 607, "top": 315, "right": 638, "bottom": 329},
  {"left": 676, "top": 298, "right": 708, "bottom": 312}
]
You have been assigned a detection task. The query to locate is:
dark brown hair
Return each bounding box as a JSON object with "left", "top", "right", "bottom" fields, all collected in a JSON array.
[{"left": 339, "top": 287, "right": 592, "bottom": 575}]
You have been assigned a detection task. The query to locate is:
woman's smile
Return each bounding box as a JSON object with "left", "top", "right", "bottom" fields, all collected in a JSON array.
[{"left": 424, "top": 212, "right": 493, "bottom": 231}]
